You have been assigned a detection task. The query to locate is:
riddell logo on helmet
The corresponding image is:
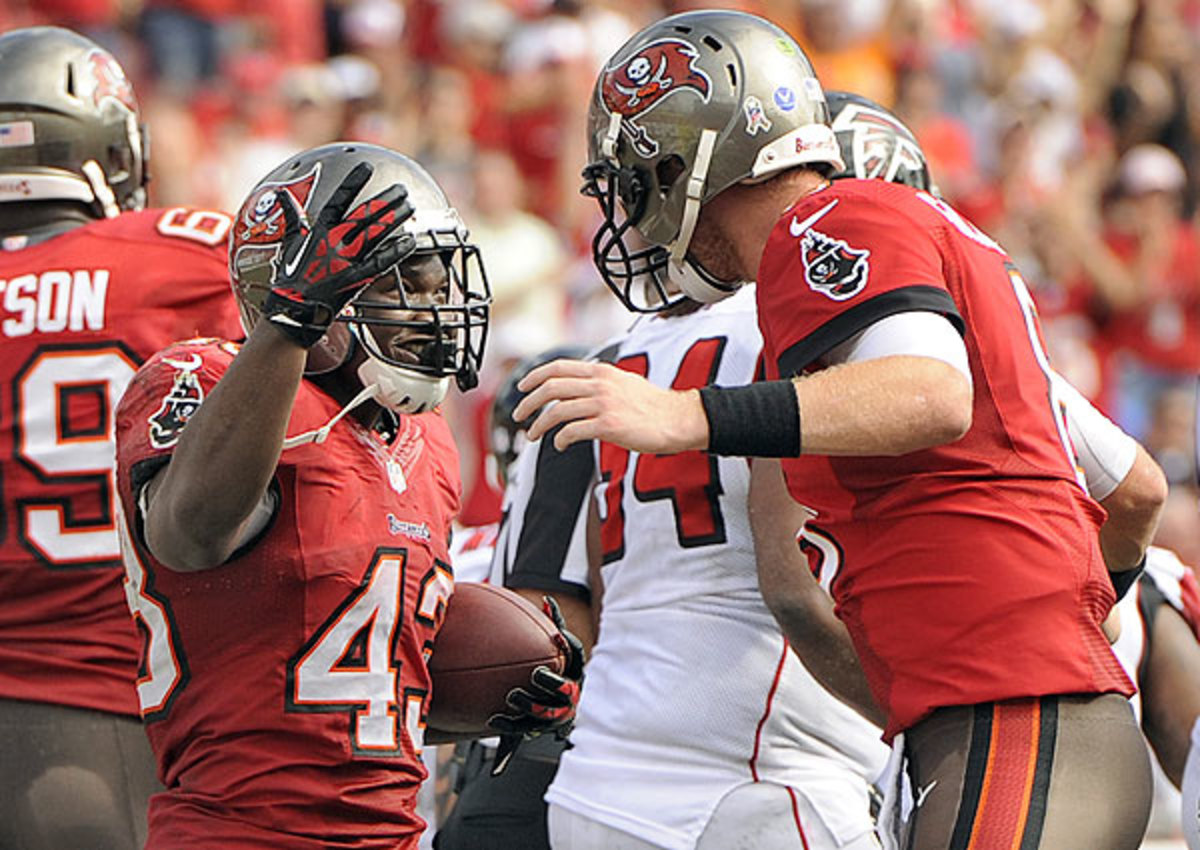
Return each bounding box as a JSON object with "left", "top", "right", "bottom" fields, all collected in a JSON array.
[
  {"left": 600, "top": 39, "right": 711, "bottom": 158},
  {"left": 0, "top": 179, "right": 32, "bottom": 197}
]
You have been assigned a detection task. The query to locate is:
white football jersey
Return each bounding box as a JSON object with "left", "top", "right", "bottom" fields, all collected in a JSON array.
[{"left": 546, "top": 287, "right": 887, "bottom": 850}]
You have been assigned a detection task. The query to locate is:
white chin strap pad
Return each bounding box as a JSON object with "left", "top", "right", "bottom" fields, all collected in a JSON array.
[
  {"left": 358, "top": 357, "right": 449, "bottom": 414},
  {"left": 667, "top": 257, "right": 745, "bottom": 304}
]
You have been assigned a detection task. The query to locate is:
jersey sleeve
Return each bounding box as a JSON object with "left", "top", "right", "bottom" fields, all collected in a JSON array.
[
  {"left": 757, "top": 188, "right": 963, "bottom": 377},
  {"left": 114, "top": 339, "right": 235, "bottom": 496},
  {"left": 490, "top": 433, "right": 593, "bottom": 600}
]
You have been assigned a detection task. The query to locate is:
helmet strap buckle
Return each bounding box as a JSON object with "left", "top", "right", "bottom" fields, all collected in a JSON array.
[
  {"left": 601, "top": 113, "right": 622, "bottom": 162},
  {"left": 668, "top": 128, "right": 717, "bottom": 267}
]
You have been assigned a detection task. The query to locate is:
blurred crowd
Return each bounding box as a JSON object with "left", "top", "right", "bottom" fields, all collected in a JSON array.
[{"left": 8, "top": 0, "right": 1199, "bottom": 554}]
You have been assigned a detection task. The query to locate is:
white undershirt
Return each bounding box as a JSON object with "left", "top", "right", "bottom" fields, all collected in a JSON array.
[{"left": 824, "top": 311, "right": 972, "bottom": 385}]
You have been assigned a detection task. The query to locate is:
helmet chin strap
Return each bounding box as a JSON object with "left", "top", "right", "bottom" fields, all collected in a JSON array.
[
  {"left": 282, "top": 383, "right": 381, "bottom": 449},
  {"left": 666, "top": 129, "right": 748, "bottom": 303},
  {"left": 280, "top": 362, "right": 452, "bottom": 451},
  {"left": 80, "top": 159, "right": 120, "bottom": 218}
]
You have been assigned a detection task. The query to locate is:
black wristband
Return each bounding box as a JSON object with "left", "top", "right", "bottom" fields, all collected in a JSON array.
[
  {"left": 698, "top": 381, "right": 801, "bottom": 457},
  {"left": 1108, "top": 553, "right": 1147, "bottom": 602}
]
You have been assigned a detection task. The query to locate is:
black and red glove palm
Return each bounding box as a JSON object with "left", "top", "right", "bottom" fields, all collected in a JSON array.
[
  {"left": 488, "top": 596, "right": 585, "bottom": 775},
  {"left": 263, "top": 161, "right": 417, "bottom": 348}
]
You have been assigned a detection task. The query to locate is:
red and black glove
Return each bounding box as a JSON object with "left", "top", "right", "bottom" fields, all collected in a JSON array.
[
  {"left": 263, "top": 161, "right": 417, "bottom": 348},
  {"left": 488, "top": 596, "right": 585, "bottom": 775}
]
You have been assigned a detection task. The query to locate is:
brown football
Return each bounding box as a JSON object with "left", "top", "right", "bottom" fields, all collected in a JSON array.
[{"left": 427, "top": 582, "right": 565, "bottom": 735}]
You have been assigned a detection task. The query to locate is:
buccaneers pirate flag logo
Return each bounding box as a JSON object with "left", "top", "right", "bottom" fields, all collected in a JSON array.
[
  {"left": 599, "top": 39, "right": 712, "bottom": 158},
  {"left": 148, "top": 354, "right": 205, "bottom": 449}
]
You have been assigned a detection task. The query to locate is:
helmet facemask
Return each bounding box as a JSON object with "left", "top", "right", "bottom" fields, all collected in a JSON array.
[
  {"left": 581, "top": 155, "right": 677, "bottom": 313},
  {"left": 345, "top": 236, "right": 490, "bottom": 413}
]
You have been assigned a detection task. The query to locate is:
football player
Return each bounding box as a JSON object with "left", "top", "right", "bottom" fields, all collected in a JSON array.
[
  {"left": 517, "top": 10, "right": 1153, "bottom": 847},
  {"left": 112, "top": 142, "right": 581, "bottom": 849},
  {"left": 0, "top": 26, "right": 241, "bottom": 850},
  {"left": 533, "top": 96, "right": 935, "bottom": 850}
]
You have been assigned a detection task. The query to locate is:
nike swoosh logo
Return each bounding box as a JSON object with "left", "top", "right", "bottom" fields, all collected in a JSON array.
[
  {"left": 789, "top": 199, "right": 839, "bottom": 237},
  {"left": 162, "top": 354, "right": 202, "bottom": 371},
  {"left": 282, "top": 229, "right": 313, "bottom": 278},
  {"left": 915, "top": 779, "right": 937, "bottom": 808}
]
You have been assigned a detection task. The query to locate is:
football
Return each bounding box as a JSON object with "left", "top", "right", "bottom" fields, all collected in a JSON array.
[{"left": 427, "top": 582, "right": 566, "bottom": 735}]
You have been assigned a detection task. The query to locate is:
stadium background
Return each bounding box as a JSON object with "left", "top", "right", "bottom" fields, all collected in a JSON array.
[{"left": 6, "top": 0, "right": 1198, "bottom": 845}]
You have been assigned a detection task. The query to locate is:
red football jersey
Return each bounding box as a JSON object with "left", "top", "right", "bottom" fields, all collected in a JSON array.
[
  {"left": 0, "top": 208, "right": 240, "bottom": 716},
  {"left": 115, "top": 340, "right": 462, "bottom": 848},
  {"left": 758, "top": 180, "right": 1132, "bottom": 739}
]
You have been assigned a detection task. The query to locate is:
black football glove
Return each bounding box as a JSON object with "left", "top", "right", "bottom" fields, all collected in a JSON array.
[
  {"left": 488, "top": 596, "right": 585, "bottom": 775},
  {"left": 263, "top": 161, "right": 417, "bottom": 348}
]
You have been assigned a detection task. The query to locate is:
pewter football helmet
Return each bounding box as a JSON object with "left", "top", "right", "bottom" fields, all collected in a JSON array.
[
  {"left": 583, "top": 10, "right": 843, "bottom": 311},
  {"left": 0, "top": 27, "right": 147, "bottom": 216},
  {"left": 230, "top": 143, "right": 491, "bottom": 413}
]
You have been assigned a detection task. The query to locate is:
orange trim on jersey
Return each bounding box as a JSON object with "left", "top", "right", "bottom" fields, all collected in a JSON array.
[
  {"left": 749, "top": 640, "right": 789, "bottom": 781},
  {"left": 965, "top": 699, "right": 1040, "bottom": 850}
]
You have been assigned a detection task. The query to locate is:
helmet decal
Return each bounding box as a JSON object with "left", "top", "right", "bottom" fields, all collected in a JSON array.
[
  {"left": 743, "top": 96, "right": 771, "bottom": 136},
  {"left": 600, "top": 38, "right": 711, "bottom": 158},
  {"left": 834, "top": 101, "right": 924, "bottom": 182},
  {"left": 237, "top": 165, "right": 319, "bottom": 246},
  {"left": 233, "top": 165, "right": 322, "bottom": 291},
  {"left": 773, "top": 86, "right": 797, "bottom": 112},
  {"left": 84, "top": 49, "right": 137, "bottom": 113},
  {"left": 800, "top": 229, "right": 870, "bottom": 301}
]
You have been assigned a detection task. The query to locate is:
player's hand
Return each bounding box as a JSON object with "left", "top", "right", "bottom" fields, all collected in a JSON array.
[
  {"left": 487, "top": 597, "right": 585, "bottom": 775},
  {"left": 263, "top": 162, "right": 417, "bottom": 348},
  {"left": 513, "top": 358, "right": 709, "bottom": 454}
]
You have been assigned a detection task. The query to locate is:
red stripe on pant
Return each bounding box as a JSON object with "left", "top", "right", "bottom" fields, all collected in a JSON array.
[{"left": 966, "top": 698, "right": 1042, "bottom": 850}]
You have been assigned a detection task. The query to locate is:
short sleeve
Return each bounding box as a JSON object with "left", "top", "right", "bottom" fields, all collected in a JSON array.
[
  {"left": 756, "top": 187, "right": 963, "bottom": 377},
  {"left": 490, "top": 432, "right": 593, "bottom": 601},
  {"left": 115, "top": 339, "right": 235, "bottom": 493}
]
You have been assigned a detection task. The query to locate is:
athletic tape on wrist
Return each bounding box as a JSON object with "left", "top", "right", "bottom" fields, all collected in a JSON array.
[{"left": 698, "top": 381, "right": 801, "bottom": 457}]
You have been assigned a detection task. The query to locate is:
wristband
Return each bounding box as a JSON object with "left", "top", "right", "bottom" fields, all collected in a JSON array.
[
  {"left": 698, "top": 381, "right": 801, "bottom": 457},
  {"left": 1107, "top": 552, "right": 1146, "bottom": 601}
]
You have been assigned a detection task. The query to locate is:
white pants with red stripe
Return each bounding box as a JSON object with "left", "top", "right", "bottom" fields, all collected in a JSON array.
[{"left": 548, "top": 781, "right": 881, "bottom": 850}]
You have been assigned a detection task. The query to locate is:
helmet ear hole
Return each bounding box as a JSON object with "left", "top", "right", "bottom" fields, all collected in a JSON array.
[{"left": 656, "top": 156, "right": 685, "bottom": 195}]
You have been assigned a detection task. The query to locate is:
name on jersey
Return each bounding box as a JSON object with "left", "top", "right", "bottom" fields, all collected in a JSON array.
[{"left": 0, "top": 269, "right": 107, "bottom": 336}]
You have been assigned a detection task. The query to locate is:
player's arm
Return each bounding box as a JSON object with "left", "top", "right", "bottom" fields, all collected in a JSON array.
[
  {"left": 511, "top": 589, "right": 595, "bottom": 656},
  {"left": 1098, "top": 442, "right": 1167, "bottom": 573},
  {"left": 144, "top": 162, "right": 416, "bottom": 571},
  {"left": 517, "top": 307, "right": 971, "bottom": 458},
  {"left": 142, "top": 323, "right": 307, "bottom": 571},
  {"left": 516, "top": 352, "right": 969, "bottom": 457},
  {"left": 749, "top": 458, "right": 885, "bottom": 727},
  {"left": 1140, "top": 601, "right": 1200, "bottom": 787}
]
